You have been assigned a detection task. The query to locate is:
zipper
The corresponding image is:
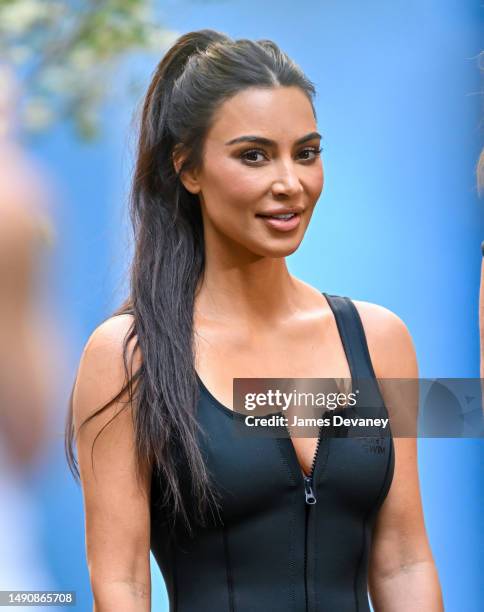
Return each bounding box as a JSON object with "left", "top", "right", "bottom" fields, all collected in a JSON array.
[
  {"left": 282, "top": 414, "right": 325, "bottom": 611},
  {"left": 304, "top": 475, "right": 317, "bottom": 504},
  {"left": 303, "top": 424, "right": 323, "bottom": 612},
  {"left": 304, "top": 426, "right": 322, "bottom": 504},
  {"left": 304, "top": 499, "right": 310, "bottom": 611}
]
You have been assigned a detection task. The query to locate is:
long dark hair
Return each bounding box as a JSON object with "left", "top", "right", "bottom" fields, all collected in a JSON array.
[{"left": 65, "top": 28, "right": 317, "bottom": 534}]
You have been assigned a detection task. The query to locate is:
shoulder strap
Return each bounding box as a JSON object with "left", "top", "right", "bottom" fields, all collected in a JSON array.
[{"left": 322, "top": 292, "right": 377, "bottom": 382}]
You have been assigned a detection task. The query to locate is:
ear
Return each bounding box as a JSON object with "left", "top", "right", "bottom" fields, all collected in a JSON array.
[{"left": 172, "top": 145, "right": 201, "bottom": 194}]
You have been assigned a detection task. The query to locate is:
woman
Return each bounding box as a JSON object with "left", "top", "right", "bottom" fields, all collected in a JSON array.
[{"left": 65, "top": 29, "right": 443, "bottom": 611}]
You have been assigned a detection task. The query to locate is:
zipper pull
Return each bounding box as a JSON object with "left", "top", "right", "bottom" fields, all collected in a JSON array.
[{"left": 304, "top": 476, "right": 317, "bottom": 505}]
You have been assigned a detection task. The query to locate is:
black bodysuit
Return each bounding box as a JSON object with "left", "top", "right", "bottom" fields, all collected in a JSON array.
[{"left": 150, "top": 292, "right": 395, "bottom": 611}]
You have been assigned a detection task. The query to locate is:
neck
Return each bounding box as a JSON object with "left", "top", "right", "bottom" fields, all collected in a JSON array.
[{"left": 195, "top": 243, "right": 302, "bottom": 326}]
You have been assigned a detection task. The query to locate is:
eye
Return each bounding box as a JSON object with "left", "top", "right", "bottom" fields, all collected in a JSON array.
[
  {"left": 298, "top": 146, "right": 323, "bottom": 161},
  {"left": 238, "top": 146, "right": 323, "bottom": 165},
  {"left": 239, "top": 148, "right": 268, "bottom": 164}
]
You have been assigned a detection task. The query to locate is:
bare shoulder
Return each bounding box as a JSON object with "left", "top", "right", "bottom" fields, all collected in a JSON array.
[
  {"left": 84, "top": 313, "right": 137, "bottom": 358},
  {"left": 73, "top": 313, "right": 140, "bottom": 429},
  {"left": 72, "top": 312, "right": 151, "bottom": 598},
  {"left": 351, "top": 299, "right": 418, "bottom": 379}
]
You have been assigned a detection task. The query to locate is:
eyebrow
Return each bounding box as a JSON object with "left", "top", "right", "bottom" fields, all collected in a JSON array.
[{"left": 224, "top": 131, "right": 322, "bottom": 147}]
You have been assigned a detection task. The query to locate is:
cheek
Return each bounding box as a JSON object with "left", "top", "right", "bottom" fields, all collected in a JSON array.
[
  {"left": 203, "top": 162, "right": 265, "bottom": 216},
  {"left": 307, "top": 164, "right": 324, "bottom": 201}
]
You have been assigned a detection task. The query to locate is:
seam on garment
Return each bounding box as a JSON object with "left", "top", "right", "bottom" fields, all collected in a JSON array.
[
  {"left": 312, "top": 492, "right": 318, "bottom": 612},
  {"left": 353, "top": 435, "right": 395, "bottom": 611},
  {"left": 289, "top": 492, "right": 297, "bottom": 611},
  {"left": 373, "top": 436, "right": 395, "bottom": 512},
  {"left": 354, "top": 514, "right": 366, "bottom": 612},
  {"left": 312, "top": 436, "right": 331, "bottom": 612},
  {"left": 222, "top": 524, "right": 235, "bottom": 612}
]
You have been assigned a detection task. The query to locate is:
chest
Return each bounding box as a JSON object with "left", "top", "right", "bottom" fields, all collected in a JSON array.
[
  {"left": 183, "top": 387, "right": 394, "bottom": 526},
  {"left": 193, "top": 315, "right": 353, "bottom": 478}
]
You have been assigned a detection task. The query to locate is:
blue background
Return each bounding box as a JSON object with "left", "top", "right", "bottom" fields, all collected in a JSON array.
[{"left": 27, "top": 1, "right": 482, "bottom": 610}]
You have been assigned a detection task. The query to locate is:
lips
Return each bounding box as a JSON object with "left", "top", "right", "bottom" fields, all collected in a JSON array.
[
  {"left": 257, "top": 213, "right": 297, "bottom": 220},
  {"left": 256, "top": 211, "right": 302, "bottom": 232},
  {"left": 256, "top": 208, "right": 303, "bottom": 218}
]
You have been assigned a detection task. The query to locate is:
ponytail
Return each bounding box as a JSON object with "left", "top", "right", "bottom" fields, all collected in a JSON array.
[{"left": 65, "top": 28, "right": 317, "bottom": 534}]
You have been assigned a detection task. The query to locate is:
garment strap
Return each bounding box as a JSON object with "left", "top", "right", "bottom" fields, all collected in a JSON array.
[{"left": 322, "top": 292, "right": 377, "bottom": 382}]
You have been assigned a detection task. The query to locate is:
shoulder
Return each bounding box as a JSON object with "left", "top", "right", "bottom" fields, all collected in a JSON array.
[
  {"left": 350, "top": 298, "right": 418, "bottom": 379},
  {"left": 72, "top": 313, "right": 152, "bottom": 590},
  {"left": 73, "top": 314, "right": 141, "bottom": 428},
  {"left": 81, "top": 313, "right": 140, "bottom": 381},
  {"left": 83, "top": 313, "right": 137, "bottom": 358}
]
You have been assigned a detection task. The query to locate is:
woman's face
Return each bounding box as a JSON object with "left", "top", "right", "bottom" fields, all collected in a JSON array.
[{"left": 181, "top": 86, "right": 324, "bottom": 258}]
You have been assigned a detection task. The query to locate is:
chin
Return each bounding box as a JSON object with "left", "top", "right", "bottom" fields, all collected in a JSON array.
[{"left": 255, "top": 239, "right": 303, "bottom": 258}]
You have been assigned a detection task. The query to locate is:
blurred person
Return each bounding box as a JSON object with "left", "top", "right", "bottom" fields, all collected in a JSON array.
[
  {"left": 481, "top": 240, "right": 483, "bottom": 381},
  {"left": 479, "top": 148, "right": 484, "bottom": 380},
  {"left": 0, "top": 63, "right": 57, "bottom": 595},
  {"left": 477, "top": 50, "right": 484, "bottom": 392},
  {"left": 66, "top": 30, "right": 443, "bottom": 612},
  {"left": 479, "top": 148, "right": 484, "bottom": 427}
]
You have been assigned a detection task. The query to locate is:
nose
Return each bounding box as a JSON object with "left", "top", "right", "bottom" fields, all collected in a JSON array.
[{"left": 271, "top": 159, "right": 303, "bottom": 197}]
